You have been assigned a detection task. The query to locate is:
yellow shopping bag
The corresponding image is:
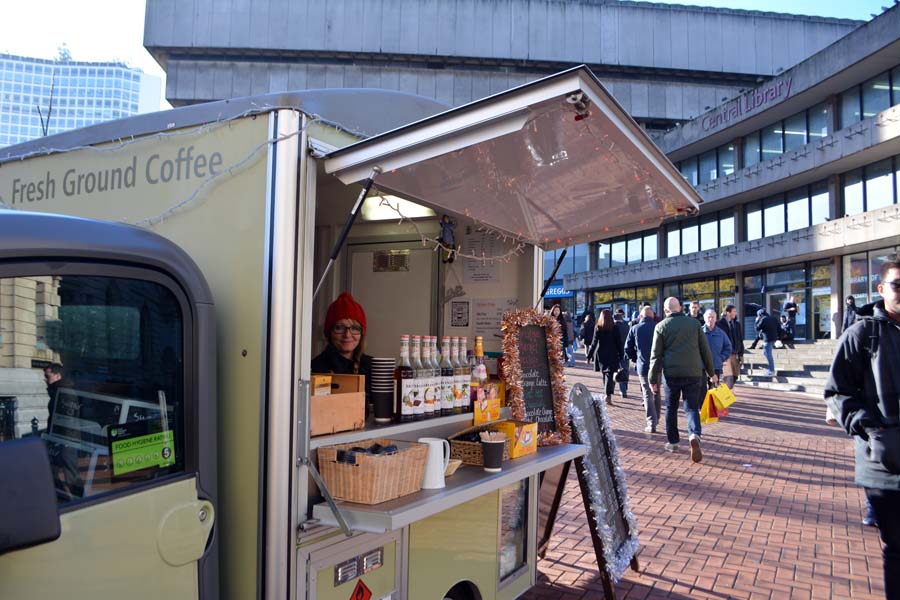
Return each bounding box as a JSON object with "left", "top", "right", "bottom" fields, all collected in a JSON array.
[
  {"left": 710, "top": 383, "right": 736, "bottom": 412},
  {"left": 700, "top": 393, "right": 720, "bottom": 424}
]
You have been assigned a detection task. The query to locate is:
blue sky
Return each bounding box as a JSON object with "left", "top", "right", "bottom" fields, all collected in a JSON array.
[{"left": 649, "top": 0, "right": 892, "bottom": 20}]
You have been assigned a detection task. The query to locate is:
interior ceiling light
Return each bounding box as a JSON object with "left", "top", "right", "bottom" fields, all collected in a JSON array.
[{"left": 361, "top": 194, "right": 436, "bottom": 221}]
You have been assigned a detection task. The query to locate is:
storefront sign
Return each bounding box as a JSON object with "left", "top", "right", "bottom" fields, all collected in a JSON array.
[
  {"left": 701, "top": 77, "right": 793, "bottom": 132},
  {"left": 544, "top": 285, "right": 572, "bottom": 299}
]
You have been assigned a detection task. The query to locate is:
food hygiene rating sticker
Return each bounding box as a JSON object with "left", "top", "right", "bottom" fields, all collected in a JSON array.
[{"left": 109, "top": 425, "right": 176, "bottom": 476}]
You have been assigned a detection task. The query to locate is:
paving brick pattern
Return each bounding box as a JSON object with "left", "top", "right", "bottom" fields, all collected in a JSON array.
[{"left": 523, "top": 363, "right": 885, "bottom": 600}]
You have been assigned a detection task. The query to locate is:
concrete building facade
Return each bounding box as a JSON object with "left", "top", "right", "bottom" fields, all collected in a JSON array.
[{"left": 0, "top": 53, "right": 161, "bottom": 147}]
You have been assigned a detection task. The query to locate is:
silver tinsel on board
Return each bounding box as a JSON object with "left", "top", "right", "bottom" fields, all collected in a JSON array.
[{"left": 569, "top": 393, "right": 640, "bottom": 583}]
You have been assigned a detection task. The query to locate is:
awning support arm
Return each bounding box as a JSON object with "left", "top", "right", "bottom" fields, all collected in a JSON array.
[
  {"left": 312, "top": 167, "right": 381, "bottom": 301},
  {"left": 535, "top": 248, "right": 567, "bottom": 310}
]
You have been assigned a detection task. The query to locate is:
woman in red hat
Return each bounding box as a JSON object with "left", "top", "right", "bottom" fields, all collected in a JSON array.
[{"left": 311, "top": 292, "right": 372, "bottom": 412}]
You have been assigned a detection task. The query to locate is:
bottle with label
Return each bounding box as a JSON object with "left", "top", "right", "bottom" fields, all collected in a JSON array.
[
  {"left": 458, "top": 336, "right": 471, "bottom": 413},
  {"left": 440, "top": 336, "right": 455, "bottom": 417},
  {"left": 433, "top": 336, "right": 444, "bottom": 414},
  {"left": 410, "top": 335, "right": 425, "bottom": 420},
  {"left": 421, "top": 337, "right": 436, "bottom": 419},
  {"left": 470, "top": 336, "right": 488, "bottom": 413},
  {"left": 450, "top": 337, "right": 463, "bottom": 414},
  {"left": 394, "top": 335, "right": 414, "bottom": 422}
]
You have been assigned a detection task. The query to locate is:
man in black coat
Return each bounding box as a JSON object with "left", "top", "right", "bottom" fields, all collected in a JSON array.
[
  {"left": 755, "top": 309, "right": 779, "bottom": 376},
  {"left": 825, "top": 254, "right": 900, "bottom": 599},
  {"left": 843, "top": 295, "right": 859, "bottom": 334},
  {"left": 717, "top": 304, "right": 744, "bottom": 388}
]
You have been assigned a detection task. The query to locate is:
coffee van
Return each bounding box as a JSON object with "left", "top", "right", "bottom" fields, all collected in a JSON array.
[{"left": 0, "top": 66, "right": 700, "bottom": 600}]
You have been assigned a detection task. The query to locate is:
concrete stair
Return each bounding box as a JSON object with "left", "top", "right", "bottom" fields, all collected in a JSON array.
[{"left": 737, "top": 340, "right": 838, "bottom": 397}]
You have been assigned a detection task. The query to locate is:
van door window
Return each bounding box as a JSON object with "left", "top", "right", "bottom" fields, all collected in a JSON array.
[{"left": 0, "top": 274, "right": 184, "bottom": 504}]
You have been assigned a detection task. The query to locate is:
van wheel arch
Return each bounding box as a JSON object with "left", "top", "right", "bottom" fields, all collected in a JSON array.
[{"left": 442, "top": 581, "right": 482, "bottom": 600}]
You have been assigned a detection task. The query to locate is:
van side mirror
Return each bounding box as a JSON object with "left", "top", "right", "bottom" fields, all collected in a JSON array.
[{"left": 0, "top": 437, "right": 61, "bottom": 555}]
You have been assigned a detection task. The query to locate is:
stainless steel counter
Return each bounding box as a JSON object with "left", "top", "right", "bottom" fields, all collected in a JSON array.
[{"left": 312, "top": 443, "right": 585, "bottom": 533}]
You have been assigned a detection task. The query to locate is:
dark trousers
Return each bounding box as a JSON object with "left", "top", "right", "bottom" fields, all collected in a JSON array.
[
  {"left": 866, "top": 487, "right": 900, "bottom": 600},
  {"left": 663, "top": 376, "right": 702, "bottom": 445},
  {"left": 601, "top": 370, "right": 615, "bottom": 397}
]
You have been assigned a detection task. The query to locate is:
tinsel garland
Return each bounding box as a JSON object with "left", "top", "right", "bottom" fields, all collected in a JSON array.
[
  {"left": 568, "top": 393, "right": 640, "bottom": 583},
  {"left": 501, "top": 307, "right": 571, "bottom": 445}
]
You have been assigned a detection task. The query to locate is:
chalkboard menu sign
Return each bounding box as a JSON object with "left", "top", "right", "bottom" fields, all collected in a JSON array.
[
  {"left": 501, "top": 308, "right": 570, "bottom": 445},
  {"left": 568, "top": 382, "right": 639, "bottom": 596}
]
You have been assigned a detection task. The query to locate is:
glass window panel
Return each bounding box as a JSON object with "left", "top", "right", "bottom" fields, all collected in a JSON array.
[
  {"left": 807, "top": 102, "right": 830, "bottom": 141},
  {"left": 763, "top": 197, "right": 785, "bottom": 237},
  {"left": 597, "top": 242, "right": 611, "bottom": 269},
  {"left": 839, "top": 87, "right": 861, "bottom": 129},
  {"left": 717, "top": 144, "right": 735, "bottom": 176},
  {"left": 786, "top": 187, "right": 810, "bottom": 231},
  {"left": 681, "top": 221, "right": 699, "bottom": 255},
  {"left": 593, "top": 291, "right": 613, "bottom": 305},
  {"left": 698, "top": 150, "right": 717, "bottom": 184},
  {"left": 761, "top": 123, "right": 783, "bottom": 159},
  {"left": 892, "top": 66, "right": 900, "bottom": 105},
  {"left": 643, "top": 233, "right": 658, "bottom": 262},
  {"left": 666, "top": 227, "right": 680, "bottom": 258},
  {"left": 572, "top": 244, "right": 589, "bottom": 274},
  {"left": 810, "top": 181, "right": 830, "bottom": 225},
  {"left": 557, "top": 246, "right": 574, "bottom": 276},
  {"left": 719, "top": 211, "right": 735, "bottom": 246},
  {"left": 626, "top": 237, "right": 642, "bottom": 264},
  {"left": 746, "top": 201, "right": 762, "bottom": 241},
  {"left": 862, "top": 73, "right": 891, "bottom": 119},
  {"left": 843, "top": 253, "right": 869, "bottom": 304},
  {"left": 611, "top": 240, "right": 626, "bottom": 267},
  {"left": 783, "top": 112, "right": 807, "bottom": 152},
  {"left": 767, "top": 264, "right": 806, "bottom": 287},
  {"left": 865, "top": 159, "right": 895, "bottom": 212},
  {"left": 662, "top": 282, "right": 680, "bottom": 300},
  {"left": 842, "top": 169, "right": 864, "bottom": 216},
  {"left": 543, "top": 249, "right": 556, "bottom": 279},
  {"left": 679, "top": 159, "right": 698, "bottom": 186},
  {"left": 700, "top": 214, "right": 718, "bottom": 251}
]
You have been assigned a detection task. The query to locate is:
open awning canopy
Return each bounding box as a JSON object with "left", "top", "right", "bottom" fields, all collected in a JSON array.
[{"left": 324, "top": 66, "right": 701, "bottom": 251}]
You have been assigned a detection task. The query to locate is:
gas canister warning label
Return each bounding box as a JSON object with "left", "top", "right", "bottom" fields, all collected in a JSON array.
[{"left": 110, "top": 430, "right": 176, "bottom": 476}]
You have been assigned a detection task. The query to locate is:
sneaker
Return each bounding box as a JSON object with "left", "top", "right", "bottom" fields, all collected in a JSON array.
[
  {"left": 664, "top": 442, "right": 678, "bottom": 452},
  {"left": 644, "top": 425, "right": 656, "bottom": 433},
  {"left": 764, "top": 370, "right": 776, "bottom": 377},
  {"left": 689, "top": 435, "right": 702, "bottom": 463},
  {"left": 863, "top": 507, "right": 879, "bottom": 528}
]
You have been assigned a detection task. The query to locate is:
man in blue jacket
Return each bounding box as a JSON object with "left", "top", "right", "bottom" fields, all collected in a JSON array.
[
  {"left": 825, "top": 254, "right": 900, "bottom": 600},
  {"left": 703, "top": 310, "right": 732, "bottom": 389},
  {"left": 625, "top": 306, "right": 660, "bottom": 433}
]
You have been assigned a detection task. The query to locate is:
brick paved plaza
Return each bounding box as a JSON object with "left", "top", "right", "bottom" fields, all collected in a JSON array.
[{"left": 525, "top": 363, "right": 885, "bottom": 600}]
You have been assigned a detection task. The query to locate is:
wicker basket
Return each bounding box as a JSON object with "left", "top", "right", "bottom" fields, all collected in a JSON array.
[
  {"left": 317, "top": 439, "right": 428, "bottom": 505},
  {"left": 449, "top": 424, "right": 511, "bottom": 466}
]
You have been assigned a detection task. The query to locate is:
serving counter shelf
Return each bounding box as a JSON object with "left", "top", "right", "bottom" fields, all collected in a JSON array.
[
  {"left": 311, "top": 443, "right": 585, "bottom": 534},
  {"left": 309, "top": 408, "right": 511, "bottom": 450}
]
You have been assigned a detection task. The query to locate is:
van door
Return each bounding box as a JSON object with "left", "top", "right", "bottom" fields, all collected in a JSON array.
[{"left": 0, "top": 262, "right": 216, "bottom": 600}]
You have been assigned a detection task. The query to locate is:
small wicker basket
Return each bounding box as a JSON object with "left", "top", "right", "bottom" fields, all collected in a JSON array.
[
  {"left": 449, "top": 424, "right": 511, "bottom": 466},
  {"left": 317, "top": 439, "right": 428, "bottom": 505}
]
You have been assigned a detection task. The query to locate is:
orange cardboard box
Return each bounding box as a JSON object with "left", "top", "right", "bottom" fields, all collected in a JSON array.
[
  {"left": 310, "top": 374, "right": 365, "bottom": 436},
  {"left": 491, "top": 420, "right": 537, "bottom": 458}
]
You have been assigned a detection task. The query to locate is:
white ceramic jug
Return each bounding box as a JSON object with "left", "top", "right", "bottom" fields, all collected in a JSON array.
[{"left": 418, "top": 437, "right": 450, "bottom": 489}]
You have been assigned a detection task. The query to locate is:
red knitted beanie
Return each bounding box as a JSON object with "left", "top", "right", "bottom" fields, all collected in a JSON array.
[{"left": 324, "top": 292, "right": 367, "bottom": 336}]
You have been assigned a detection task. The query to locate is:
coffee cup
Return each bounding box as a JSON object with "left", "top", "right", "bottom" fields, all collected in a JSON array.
[{"left": 481, "top": 439, "right": 504, "bottom": 473}]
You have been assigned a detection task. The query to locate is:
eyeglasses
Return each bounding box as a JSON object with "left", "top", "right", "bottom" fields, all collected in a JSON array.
[
  {"left": 882, "top": 280, "right": 900, "bottom": 292},
  {"left": 332, "top": 324, "right": 363, "bottom": 335}
]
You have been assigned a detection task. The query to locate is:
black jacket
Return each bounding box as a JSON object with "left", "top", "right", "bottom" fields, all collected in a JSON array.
[
  {"left": 843, "top": 303, "right": 859, "bottom": 332},
  {"left": 824, "top": 301, "right": 900, "bottom": 489},
  {"left": 755, "top": 313, "right": 780, "bottom": 343},
  {"left": 581, "top": 315, "right": 596, "bottom": 347},
  {"left": 587, "top": 327, "right": 624, "bottom": 373},
  {"left": 716, "top": 317, "right": 744, "bottom": 356}
]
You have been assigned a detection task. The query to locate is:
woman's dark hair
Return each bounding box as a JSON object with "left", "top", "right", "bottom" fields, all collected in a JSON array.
[{"left": 596, "top": 309, "right": 614, "bottom": 332}]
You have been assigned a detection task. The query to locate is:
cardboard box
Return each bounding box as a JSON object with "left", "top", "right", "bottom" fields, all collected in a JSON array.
[
  {"left": 311, "top": 374, "right": 365, "bottom": 436},
  {"left": 474, "top": 381, "right": 503, "bottom": 425},
  {"left": 311, "top": 374, "right": 332, "bottom": 396},
  {"left": 491, "top": 420, "right": 537, "bottom": 458}
]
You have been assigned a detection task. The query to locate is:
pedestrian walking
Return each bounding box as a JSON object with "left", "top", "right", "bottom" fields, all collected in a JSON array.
[
  {"left": 625, "top": 306, "right": 661, "bottom": 433},
  {"left": 586, "top": 309, "right": 625, "bottom": 404},
  {"left": 688, "top": 300, "right": 704, "bottom": 325},
  {"left": 564, "top": 311, "right": 576, "bottom": 366},
  {"left": 549, "top": 305, "right": 568, "bottom": 365},
  {"left": 843, "top": 295, "right": 859, "bottom": 334},
  {"left": 703, "top": 309, "right": 732, "bottom": 390},
  {"left": 824, "top": 253, "right": 900, "bottom": 600},
  {"left": 581, "top": 311, "right": 595, "bottom": 350},
  {"left": 649, "top": 297, "right": 717, "bottom": 463},
  {"left": 755, "top": 308, "right": 780, "bottom": 376},
  {"left": 717, "top": 304, "right": 744, "bottom": 389},
  {"left": 613, "top": 309, "right": 631, "bottom": 398}
]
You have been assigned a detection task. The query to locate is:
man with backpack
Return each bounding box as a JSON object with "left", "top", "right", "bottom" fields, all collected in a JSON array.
[{"left": 825, "top": 254, "right": 900, "bottom": 600}]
